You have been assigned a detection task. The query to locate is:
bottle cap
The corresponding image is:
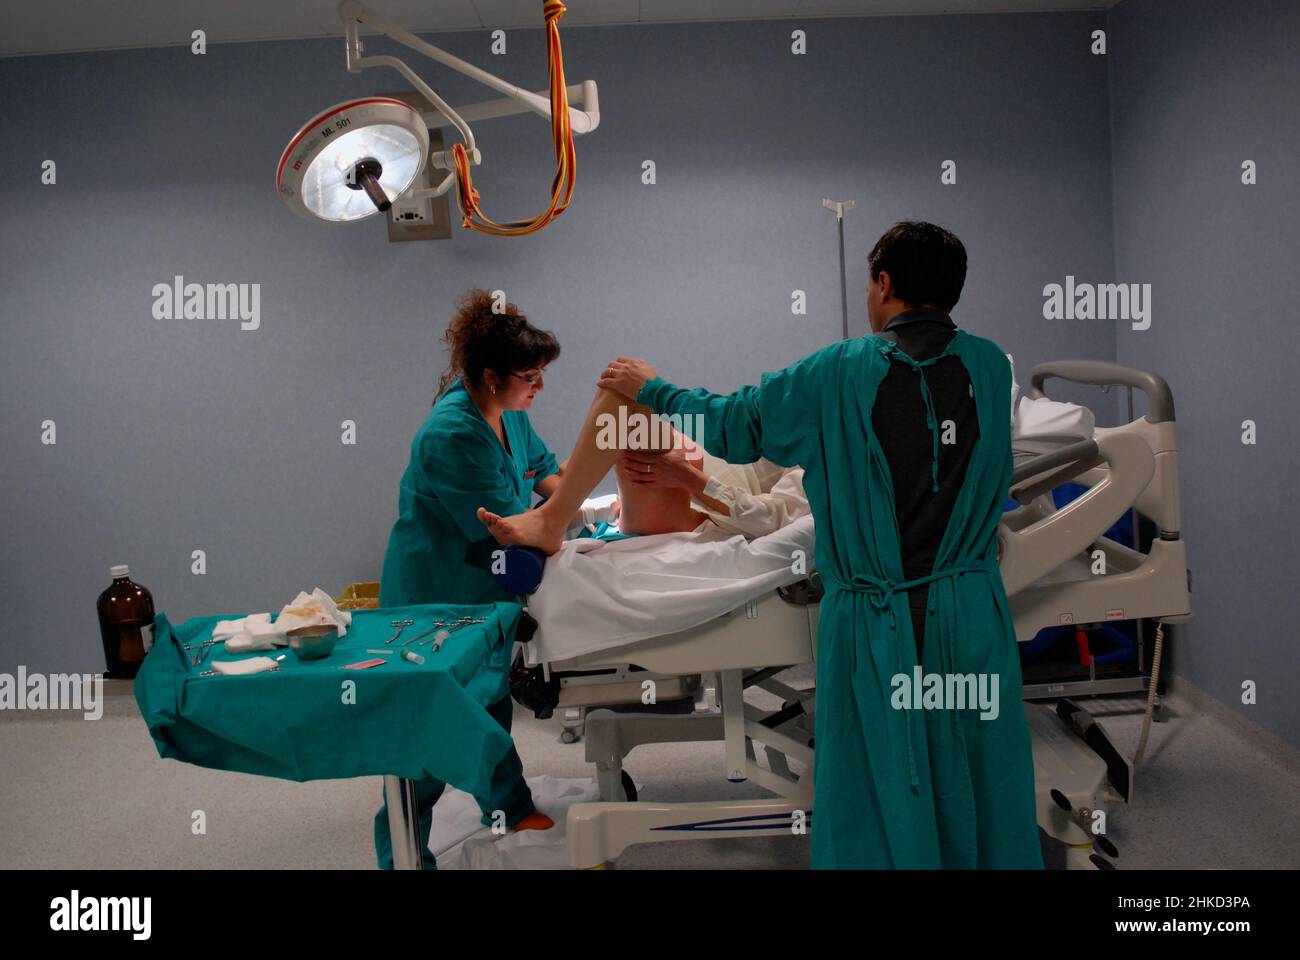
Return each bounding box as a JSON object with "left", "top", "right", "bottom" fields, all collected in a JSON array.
[{"left": 110, "top": 564, "right": 130, "bottom": 578}]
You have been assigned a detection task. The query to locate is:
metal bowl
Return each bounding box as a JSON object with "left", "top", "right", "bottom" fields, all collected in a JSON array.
[{"left": 286, "top": 624, "right": 339, "bottom": 660}]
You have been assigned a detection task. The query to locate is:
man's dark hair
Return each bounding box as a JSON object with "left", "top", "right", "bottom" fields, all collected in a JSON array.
[{"left": 867, "top": 221, "right": 967, "bottom": 313}]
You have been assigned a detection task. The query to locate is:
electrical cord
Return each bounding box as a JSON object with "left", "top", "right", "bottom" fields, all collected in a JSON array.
[
  {"left": 451, "top": 0, "right": 576, "bottom": 236},
  {"left": 1132, "top": 620, "right": 1165, "bottom": 766}
]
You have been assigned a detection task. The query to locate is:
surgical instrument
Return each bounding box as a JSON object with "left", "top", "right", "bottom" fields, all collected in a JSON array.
[
  {"left": 190, "top": 638, "right": 225, "bottom": 667},
  {"left": 386, "top": 619, "right": 416, "bottom": 644},
  {"left": 423, "top": 617, "right": 488, "bottom": 650},
  {"left": 403, "top": 616, "right": 486, "bottom": 646}
]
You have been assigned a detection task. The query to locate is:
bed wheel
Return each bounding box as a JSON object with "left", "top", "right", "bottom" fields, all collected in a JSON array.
[
  {"left": 560, "top": 728, "right": 580, "bottom": 744},
  {"left": 621, "top": 770, "right": 638, "bottom": 802}
]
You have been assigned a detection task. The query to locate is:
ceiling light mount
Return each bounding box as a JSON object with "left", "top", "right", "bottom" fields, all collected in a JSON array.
[{"left": 276, "top": 0, "right": 601, "bottom": 231}]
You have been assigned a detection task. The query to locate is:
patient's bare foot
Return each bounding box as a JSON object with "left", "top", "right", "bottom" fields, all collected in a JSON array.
[{"left": 477, "top": 506, "right": 567, "bottom": 556}]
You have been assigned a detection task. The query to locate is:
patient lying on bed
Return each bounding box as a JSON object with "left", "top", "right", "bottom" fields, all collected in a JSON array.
[{"left": 482, "top": 359, "right": 1092, "bottom": 554}]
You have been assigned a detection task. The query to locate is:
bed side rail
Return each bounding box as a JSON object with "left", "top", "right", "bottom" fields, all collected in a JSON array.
[
  {"left": 1026, "top": 360, "right": 1175, "bottom": 423},
  {"left": 1010, "top": 439, "right": 1102, "bottom": 505}
]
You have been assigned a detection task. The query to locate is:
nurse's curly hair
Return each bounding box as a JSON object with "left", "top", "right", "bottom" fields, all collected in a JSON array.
[{"left": 435, "top": 289, "right": 560, "bottom": 402}]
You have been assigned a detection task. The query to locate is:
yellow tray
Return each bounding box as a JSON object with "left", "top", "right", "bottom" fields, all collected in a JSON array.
[{"left": 335, "top": 581, "right": 380, "bottom": 610}]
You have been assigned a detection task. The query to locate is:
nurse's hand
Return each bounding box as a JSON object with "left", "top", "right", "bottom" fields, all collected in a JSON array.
[{"left": 599, "top": 357, "right": 657, "bottom": 401}]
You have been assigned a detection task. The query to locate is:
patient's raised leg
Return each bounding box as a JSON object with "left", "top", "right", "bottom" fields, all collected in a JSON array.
[{"left": 478, "top": 387, "right": 701, "bottom": 553}]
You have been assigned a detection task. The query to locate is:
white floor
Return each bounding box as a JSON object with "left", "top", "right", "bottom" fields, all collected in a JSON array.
[{"left": 1, "top": 677, "right": 1297, "bottom": 870}]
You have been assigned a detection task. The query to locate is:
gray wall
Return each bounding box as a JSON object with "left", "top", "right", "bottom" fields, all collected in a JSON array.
[
  {"left": 1109, "top": 0, "right": 1300, "bottom": 745},
  {"left": 2, "top": 13, "right": 1113, "bottom": 678}
]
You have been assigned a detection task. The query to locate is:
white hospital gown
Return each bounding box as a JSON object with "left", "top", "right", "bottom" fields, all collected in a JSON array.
[{"left": 691, "top": 454, "right": 809, "bottom": 539}]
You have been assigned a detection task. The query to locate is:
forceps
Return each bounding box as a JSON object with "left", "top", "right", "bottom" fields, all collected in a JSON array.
[
  {"left": 185, "top": 638, "right": 224, "bottom": 666},
  {"left": 386, "top": 619, "right": 416, "bottom": 644},
  {"left": 404, "top": 616, "right": 487, "bottom": 647},
  {"left": 416, "top": 617, "right": 488, "bottom": 650}
]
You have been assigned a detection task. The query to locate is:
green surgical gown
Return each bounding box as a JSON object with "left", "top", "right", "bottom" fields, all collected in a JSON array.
[
  {"left": 638, "top": 329, "right": 1042, "bottom": 869},
  {"left": 380, "top": 378, "right": 559, "bottom": 607}
]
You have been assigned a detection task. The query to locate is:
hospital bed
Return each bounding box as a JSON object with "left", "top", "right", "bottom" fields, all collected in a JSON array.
[
  {"left": 509, "top": 360, "right": 1192, "bottom": 870},
  {"left": 1003, "top": 362, "right": 1193, "bottom": 699}
]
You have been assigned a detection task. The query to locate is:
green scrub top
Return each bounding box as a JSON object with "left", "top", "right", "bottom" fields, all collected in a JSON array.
[
  {"left": 380, "top": 379, "right": 559, "bottom": 607},
  {"left": 639, "top": 330, "right": 1043, "bottom": 869}
]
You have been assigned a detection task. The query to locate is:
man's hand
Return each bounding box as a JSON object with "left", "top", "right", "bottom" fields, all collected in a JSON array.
[
  {"left": 598, "top": 357, "right": 657, "bottom": 401},
  {"left": 618, "top": 446, "right": 706, "bottom": 494}
]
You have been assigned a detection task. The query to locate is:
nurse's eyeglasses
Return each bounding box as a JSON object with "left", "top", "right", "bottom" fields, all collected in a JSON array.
[{"left": 511, "top": 369, "right": 545, "bottom": 385}]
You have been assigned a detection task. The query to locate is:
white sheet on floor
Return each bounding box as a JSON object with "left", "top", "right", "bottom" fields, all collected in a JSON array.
[
  {"left": 525, "top": 515, "right": 816, "bottom": 664},
  {"left": 430, "top": 775, "right": 611, "bottom": 869}
]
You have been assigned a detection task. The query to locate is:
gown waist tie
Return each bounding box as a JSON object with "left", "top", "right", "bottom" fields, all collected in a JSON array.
[{"left": 824, "top": 562, "right": 996, "bottom": 788}]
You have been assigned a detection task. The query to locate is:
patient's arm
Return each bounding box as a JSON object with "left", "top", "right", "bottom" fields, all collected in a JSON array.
[
  {"left": 620, "top": 446, "right": 731, "bottom": 516},
  {"left": 701, "top": 465, "right": 808, "bottom": 539},
  {"left": 478, "top": 386, "right": 703, "bottom": 554},
  {"left": 625, "top": 446, "right": 810, "bottom": 539}
]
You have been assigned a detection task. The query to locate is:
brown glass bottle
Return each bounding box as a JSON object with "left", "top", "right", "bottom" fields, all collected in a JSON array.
[{"left": 97, "top": 565, "right": 156, "bottom": 679}]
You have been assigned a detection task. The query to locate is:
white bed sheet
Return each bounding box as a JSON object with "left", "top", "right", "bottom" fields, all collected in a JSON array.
[
  {"left": 1009, "top": 353, "right": 1096, "bottom": 459},
  {"left": 525, "top": 515, "right": 816, "bottom": 664}
]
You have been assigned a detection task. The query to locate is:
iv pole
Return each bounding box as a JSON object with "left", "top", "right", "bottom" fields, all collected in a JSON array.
[{"left": 822, "top": 199, "right": 855, "bottom": 340}]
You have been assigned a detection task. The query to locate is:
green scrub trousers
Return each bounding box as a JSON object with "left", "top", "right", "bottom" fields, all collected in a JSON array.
[
  {"left": 639, "top": 329, "right": 1043, "bottom": 869},
  {"left": 373, "top": 379, "right": 558, "bottom": 869}
]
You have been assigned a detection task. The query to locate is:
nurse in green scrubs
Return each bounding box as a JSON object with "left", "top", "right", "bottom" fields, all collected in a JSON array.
[{"left": 373, "top": 289, "right": 563, "bottom": 869}]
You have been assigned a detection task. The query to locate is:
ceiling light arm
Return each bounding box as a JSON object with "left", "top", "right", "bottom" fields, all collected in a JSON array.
[{"left": 338, "top": 0, "right": 601, "bottom": 190}]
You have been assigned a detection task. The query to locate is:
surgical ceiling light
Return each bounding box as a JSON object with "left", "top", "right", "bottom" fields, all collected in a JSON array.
[
  {"left": 279, "top": 98, "right": 428, "bottom": 223},
  {"left": 276, "top": 0, "right": 601, "bottom": 235}
]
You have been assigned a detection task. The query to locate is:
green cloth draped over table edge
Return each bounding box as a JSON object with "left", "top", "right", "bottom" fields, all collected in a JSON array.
[{"left": 134, "top": 602, "right": 523, "bottom": 799}]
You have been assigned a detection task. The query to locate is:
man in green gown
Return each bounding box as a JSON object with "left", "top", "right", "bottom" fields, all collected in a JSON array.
[{"left": 600, "top": 222, "right": 1042, "bottom": 869}]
